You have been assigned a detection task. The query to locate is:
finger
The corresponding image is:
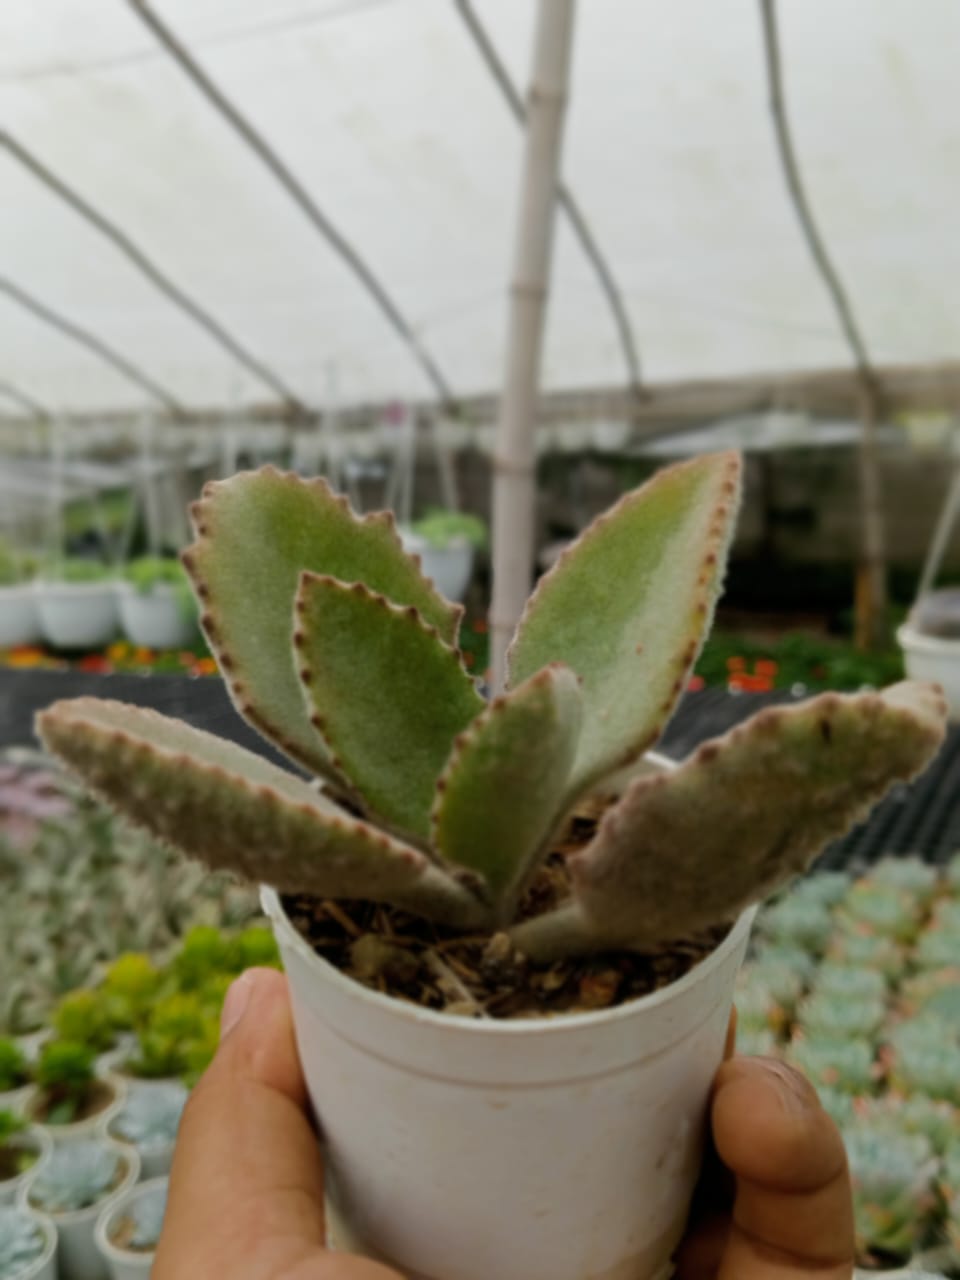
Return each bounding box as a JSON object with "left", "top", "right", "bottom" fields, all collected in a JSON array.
[
  {"left": 712, "top": 1057, "right": 855, "bottom": 1279},
  {"left": 154, "top": 967, "right": 397, "bottom": 1280}
]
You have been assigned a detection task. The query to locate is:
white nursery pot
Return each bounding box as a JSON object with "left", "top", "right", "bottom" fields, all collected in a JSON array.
[
  {"left": 264, "top": 887, "right": 754, "bottom": 1280},
  {"left": 29, "top": 1077, "right": 125, "bottom": 1147},
  {"left": 0, "top": 1127, "right": 52, "bottom": 1207},
  {"left": 398, "top": 530, "right": 474, "bottom": 603},
  {"left": 94, "top": 1176, "right": 167, "bottom": 1280},
  {"left": 0, "top": 1083, "right": 36, "bottom": 1118},
  {"left": 35, "top": 582, "right": 118, "bottom": 650},
  {"left": 0, "top": 1209, "right": 58, "bottom": 1280},
  {"left": 0, "top": 584, "right": 41, "bottom": 648},
  {"left": 20, "top": 1143, "right": 139, "bottom": 1280},
  {"left": 116, "top": 583, "right": 195, "bottom": 649},
  {"left": 898, "top": 624, "right": 960, "bottom": 720}
]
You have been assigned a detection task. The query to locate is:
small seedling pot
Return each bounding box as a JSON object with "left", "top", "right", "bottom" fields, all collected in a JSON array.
[
  {"left": 0, "top": 584, "right": 41, "bottom": 648},
  {"left": 35, "top": 582, "right": 118, "bottom": 650},
  {"left": 264, "top": 887, "right": 755, "bottom": 1280},
  {"left": 0, "top": 1208, "right": 58, "bottom": 1280},
  {"left": 93, "top": 1176, "right": 167, "bottom": 1280},
  {"left": 29, "top": 1077, "right": 125, "bottom": 1147},
  {"left": 0, "top": 1082, "right": 36, "bottom": 1118},
  {"left": 19, "top": 1142, "right": 139, "bottom": 1280},
  {"left": 100, "top": 1082, "right": 187, "bottom": 1181},
  {"left": 116, "top": 583, "right": 195, "bottom": 650},
  {"left": 398, "top": 530, "right": 474, "bottom": 603},
  {"left": 897, "top": 624, "right": 960, "bottom": 720},
  {"left": 0, "top": 1126, "right": 52, "bottom": 1207}
]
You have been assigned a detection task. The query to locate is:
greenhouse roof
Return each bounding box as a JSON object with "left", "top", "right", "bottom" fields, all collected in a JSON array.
[{"left": 2, "top": 0, "right": 959, "bottom": 423}]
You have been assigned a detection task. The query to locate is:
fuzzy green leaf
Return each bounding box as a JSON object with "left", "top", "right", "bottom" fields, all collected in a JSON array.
[
  {"left": 36, "top": 698, "right": 487, "bottom": 928},
  {"left": 512, "top": 681, "right": 947, "bottom": 959},
  {"left": 296, "top": 575, "right": 484, "bottom": 841},
  {"left": 184, "top": 468, "right": 462, "bottom": 780},
  {"left": 506, "top": 452, "right": 741, "bottom": 798},
  {"left": 431, "top": 663, "right": 583, "bottom": 909}
]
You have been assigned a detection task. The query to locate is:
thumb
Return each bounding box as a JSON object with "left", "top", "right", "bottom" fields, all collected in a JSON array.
[
  {"left": 154, "top": 967, "right": 396, "bottom": 1280},
  {"left": 713, "top": 1057, "right": 855, "bottom": 1279}
]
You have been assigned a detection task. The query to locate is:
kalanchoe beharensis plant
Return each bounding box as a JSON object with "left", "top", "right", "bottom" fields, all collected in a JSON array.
[{"left": 36, "top": 455, "right": 948, "bottom": 968}]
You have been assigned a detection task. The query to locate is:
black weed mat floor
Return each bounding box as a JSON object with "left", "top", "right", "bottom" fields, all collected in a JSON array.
[{"left": 3, "top": 670, "right": 957, "bottom": 870}]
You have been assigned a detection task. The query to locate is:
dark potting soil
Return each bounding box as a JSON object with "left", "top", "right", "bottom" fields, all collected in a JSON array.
[
  {"left": 30, "top": 1078, "right": 115, "bottom": 1127},
  {"left": 286, "top": 796, "right": 730, "bottom": 1019},
  {"left": 0, "top": 1141, "right": 36, "bottom": 1182}
]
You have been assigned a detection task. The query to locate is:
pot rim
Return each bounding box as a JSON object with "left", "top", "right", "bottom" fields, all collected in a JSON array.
[
  {"left": 897, "top": 622, "right": 960, "bottom": 654},
  {"left": 20, "top": 1141, "right": 139, "bottom": 1225},
  {"left": 262, "top": 885, "right": 756, "bottom": 1038},
  {"left": 93, "top": 1174, "right": 167, "bottom": 1263},
  {"left": 0, "top": 1206, "right": 58, "bottom": 1275}
]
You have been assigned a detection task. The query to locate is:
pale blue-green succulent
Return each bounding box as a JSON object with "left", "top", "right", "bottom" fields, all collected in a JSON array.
[{"left": 36, "top": 455, "right": 947, "bottom": 963}]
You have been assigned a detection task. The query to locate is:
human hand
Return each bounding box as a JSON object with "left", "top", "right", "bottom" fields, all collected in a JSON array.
[
  {"left": 153, "top": 966, "right": 400, "bottom": 1279},
  {"left": 155, "top": 968, "right": 855, "bottom": 1280}
]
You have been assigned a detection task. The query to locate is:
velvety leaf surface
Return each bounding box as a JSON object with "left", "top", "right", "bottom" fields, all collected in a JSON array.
[
  {"left": 296, "top": 575, "right": 484, "bottom": 841},
  {"left": 37, "top": 698, "right": 485, "bottom": 927},
  {"left": 506, "top": 452, "right": 741, "bottom": 798},
  {"left": 431, "top": 663, "right": 583, "bottom": 909},
  {"left": 183, "top": 468, "right": 462, "bottom": 780},
  {"left": 565, "top": 681, "right": 947, "bottom": 952}
]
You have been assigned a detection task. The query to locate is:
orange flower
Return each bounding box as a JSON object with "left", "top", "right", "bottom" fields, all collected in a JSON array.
[
  {"left": 192, "top": 657, "right": 218, "bottom": 676},
  {"left": 754, "top": 659, "right": 778, "bottom": 678},
  {"left": 726, "top": 656, "right": 746, "bottom": 671}
]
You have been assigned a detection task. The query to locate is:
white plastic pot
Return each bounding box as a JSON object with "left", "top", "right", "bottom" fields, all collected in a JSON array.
[
  {"left": 116, "top": 583, "right": 195, "bottom": 649},
  {"left": 398, "top": 530, "right": 474, "bottom": 603},
  {"left": 20, "top": 1142, "right": 139, "bottom": 1280},
  {"left": 0, "top": 1083, "right": 36, "bottom": 1118},
  {"left": 0, "top": 584, "right": 41, "bottom": 648},
  {"left": 94, "top": 1176, "right": 167, "bottom": 1280},
  {"left": 263, "top": 888, "right": 754, "bottom": 1280},
  {"left": 0, "top": 1127, "right": 52, "bottom": 1207},
  {"left": 35, "top": 582, "right": 118, "bottom": 650},
  {"left": 0, "top": 1208, "right": 58, "bottom": 1280},
  {"left": 101, "top": 1081, "right": 187, "bottom": 1180},
  {"left": 29, "top": 1077, "right": 124, "bottom": 1147},
  {"left": 898, "top": 624, "right": 960, "bottom": 720}
]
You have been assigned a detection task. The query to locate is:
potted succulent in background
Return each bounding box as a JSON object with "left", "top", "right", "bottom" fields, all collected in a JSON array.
[
  {"left": 35, "top": 560, "right": 117, "bottom": 651},
  {"left": 38, "top": 455, "right": 947, "bottom": 1280},
  {"left": 0, "top": 542, "right": 40, "bottom": 651},
  {"left": 19, "top": 1140, "right": 138, "bottom": 1280},
  {"left": 27, "top": 1044, "right": 122, "bottom": 1146},
  {"left": 399, "top": 508, "right": 486, "bottom": 602},
  {"left": 116, "top": 557, "right": 197, "bottom": 650},
  {"left": 0, "top": 1205, "right": 57, "bottom": 1280},
  {"left": 94, "top": 1177, "right": 167, "bottom": 1280},
  {"left": 899, "top": 588, "right": 960, "bottom": 720},
  {"left": 0, "top": 1047, "right": 32, "bottom": 1119},
  {"left": 0, "top": 1115, "right": 50, "bottom": 1209},
  {"left": 102, "top": 1085, "right": 186, "bottom": 1180}
]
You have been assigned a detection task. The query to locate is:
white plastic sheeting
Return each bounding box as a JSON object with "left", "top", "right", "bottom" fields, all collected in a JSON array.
[{"left": 1, "top": 0, "right": 958, "bottom": 417}]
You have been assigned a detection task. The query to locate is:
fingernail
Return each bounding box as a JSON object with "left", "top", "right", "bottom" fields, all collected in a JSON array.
[
  {"left": 220, "top": 972, "right": 255, "bottom": 1040},
  {"left": 758, "top": 1058, "right": 816, "bottom": 1115}
]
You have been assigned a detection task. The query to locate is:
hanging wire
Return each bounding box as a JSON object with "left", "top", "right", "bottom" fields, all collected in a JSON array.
[
  {"left": 127, "top": 0, "right": 455, "bottom": 405},
  {"left": 0, "top": 275, "right": 187, "bottom": 415}
]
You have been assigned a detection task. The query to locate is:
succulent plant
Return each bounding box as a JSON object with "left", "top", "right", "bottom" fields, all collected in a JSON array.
[
  {"left": 887, "top": 1039, "right": 960, "bottom": 1105},
  {"left": 794, "top": 991, "right": 886, "bottom": 1042},
  {"left": 749, "top": 942, "right": 819, "bottom": 984},
  {"left": 864, "top": 856, "right": 940, "bottom": 904},
  {"left": 787, "top": 870, "right": 850, "bottom": 909},
  {"left": 125, "top": 994, "right": 208, "bottom": 1080},
  {"left": 814, "top": 1086, "right": 857, "bottom": 1128},
  {"left": 930, "top": 899, "right": 960, "bottom": 935},
  {"left": 27, "top": 1140, "right": 121, "bottom": 1213},
  {"left": 756, "top": 897, "right": 834, "bottom": 954},
  {"left": 35, "top": 457, "right": 946, "bottom": 970},
  {"left": 52, "top": 989, "right": 114, "bottom": 1053},
  {"left": 852, "top": 1094, "right": 960, "bottom": 1156},
  {"left": 111, "top": 1084, "right": 187, "bottom": 1151},
  {"left": 734, "top": 982, "right": 786, "bottom": 1036},
  {"left": 809, "top": 962, "right": 888, "bottom": 1005},
  {"left": 913, "top": 930, "right": 960, "bottom": 972},
  {"left": 737, "top": 959, "right": 804, "bottom": 1012},
  {"left": 31, "top": 1040, "right": 97, "bottom": 1126},
  {"left": 897, "top": 968, "right": 960, "bottom": 1020},
  {"left": 824, "top": 929, "right": 906, "bottom": 982},
  {"left": 0, "top": 1208, "right": 47, "bottom": 1278},
  {"left": 124, "top": 1184, "right": 167, "bottom": 1251},
  {"left": 0, "top": 1043, "right": 28, "bottom": 1095},
  {"left": 101, "top": 954, "right": 163, "bottom": 1031},
  {"left": 734, "top": 1026, "right": 778, "bottom": 1057},
  {"left": 787, "top": 1037, "right": 877, "bottom": 1095},
  {"left": 0, "top": 1111, "right": 35, "bottom": 1185},
  {"left": 843, "top": 1125, "right": 939, "bottom": 1259},
  {"left": 834, "top": 883, "right": 921, "bottom": 944}
]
